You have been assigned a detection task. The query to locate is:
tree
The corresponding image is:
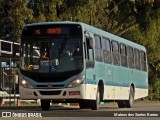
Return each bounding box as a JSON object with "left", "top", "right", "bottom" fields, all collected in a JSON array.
[
  {"left": 0, "top": 0, "right": 33, "bottom": 42},
  {"left": 28, "top": 0, "right": 58, "bottom": 22}
]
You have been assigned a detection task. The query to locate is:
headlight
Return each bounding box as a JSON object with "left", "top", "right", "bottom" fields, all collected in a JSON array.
[
  {"left": 68, "top": 76, "right": 85, "bottom": 88},
  {"left": 20, "top": 79, "right": 33, "bottom": 89}
]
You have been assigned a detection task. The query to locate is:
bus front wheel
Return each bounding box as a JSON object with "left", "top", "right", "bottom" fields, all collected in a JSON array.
[
  {"left": 41, "top": 100, "right": 50, "bottom": 111},
  {"left": 90, "top": 87, "right": 100, "bottom": 110},
  {"left": 79, "top": 100, "right": 91, "bottom": 109}
]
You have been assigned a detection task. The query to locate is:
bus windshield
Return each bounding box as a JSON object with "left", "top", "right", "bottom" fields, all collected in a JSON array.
[{"left": 20, "top": 38, "right": 83, "bottom": 73}]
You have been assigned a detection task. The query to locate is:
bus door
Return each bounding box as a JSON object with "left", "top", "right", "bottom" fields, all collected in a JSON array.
[{"left": 84, "top": 33, "right": 95, "bottom": 99}]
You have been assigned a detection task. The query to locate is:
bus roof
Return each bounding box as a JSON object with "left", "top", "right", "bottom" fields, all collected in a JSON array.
[
  {"left": 81, "top": 23, "right": 146, "bottom": 51},
  {"left": 24, "top": 21, "right": 146, "bottom": 52}
]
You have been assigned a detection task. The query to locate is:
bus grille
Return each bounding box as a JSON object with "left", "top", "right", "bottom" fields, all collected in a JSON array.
[
  {"left": 36, "top": 85, "right": 64, "bottom": 89},
  {"left": 39, "top": 90, "right": 61, "bottom": 95}
]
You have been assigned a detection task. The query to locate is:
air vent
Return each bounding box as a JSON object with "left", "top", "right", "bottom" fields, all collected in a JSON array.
[{"left": 39, "top": 90, "right": 61, "bottom": 95}]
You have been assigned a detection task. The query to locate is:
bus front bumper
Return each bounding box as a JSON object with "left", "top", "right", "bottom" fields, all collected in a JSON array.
[{"left": 19, "top": 85, "right": 85, "bottom": 100}]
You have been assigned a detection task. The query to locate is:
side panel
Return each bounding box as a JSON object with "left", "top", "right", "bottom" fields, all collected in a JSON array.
[
  {"left": 85, "top": 84, "right": 97, "bottom": 99},
  {"left": 103, "top": 64, "right": 113, "bottom": 100},
  {"left": 135, "top": 71, "right": 148, "bottom": 99},
  {"left": 132, "top": 70, "right": 141, "bottom": 88},
  {"left": 112, "top": 65, "right": 119, "bottom": 99},
  {"left": 114, "top": 67, "right": 129, "bottom": 99},
  {"left": 134, "top": 88, "right": 148, "bottom": 99},
  {"left": 105, "top": 86, "right": 129, "bottom": 100},
  {"left": 104, "top": 86, "right": 148, "bottom": 100},
  {"left": 85, "top": 68, "right": 97, "bottom": 99}
]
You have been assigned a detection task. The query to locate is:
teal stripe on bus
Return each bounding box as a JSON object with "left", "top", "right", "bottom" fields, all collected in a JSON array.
[{"left": 85, "top": 78, "right": 148, "bottom": 89}]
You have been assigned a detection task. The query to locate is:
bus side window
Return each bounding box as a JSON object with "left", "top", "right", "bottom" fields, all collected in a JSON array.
[
  {"left": 134, "top": 49, "right": 140, "bottom": 70},
  {"left": 94, "top": 35, "right": 102, "bottom": 62},
  {"left": 140, "top": 51, "right": 147, "bottom": 71},
  {"left": 127, "top": 46, "right": 134, "bottom": 68},
  {"left": 112, "top": 41, "right": 120, "bottom": 65},
  {"left": 102, "top": 37, "right": 111, "bottom": 64},
  {"left": 120, "top": 43, "right": 127, "bottom": 67}
]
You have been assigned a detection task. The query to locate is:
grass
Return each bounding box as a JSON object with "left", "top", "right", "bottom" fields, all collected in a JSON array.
[
  {"left": 3, "top": 101, "right": 39, "bottom": 106},
  {"left": 2, "top": 99, "right": 160, "bottom": 107}
]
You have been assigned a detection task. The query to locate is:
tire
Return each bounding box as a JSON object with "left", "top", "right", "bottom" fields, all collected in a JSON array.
[
  {"left": 117, "top": 100, "right": 126, "bottom": 108},
  {"left": 79, "top": 100, "right": 90, "bottom": 109},
  {"left": 125, "top": 87, "right": 134, "bottom": 108},
  {"left": 41, "top": 100, "right": 50, "bottom": 111},
  {"left": 90, "top": 87, "right": 100, "bottom": 110}
]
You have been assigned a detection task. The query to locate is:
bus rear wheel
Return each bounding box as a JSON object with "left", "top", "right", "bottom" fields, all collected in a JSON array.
[
  {"left": 41, "top": 100, "right": 50, "bottom": 111},
  {"left": 117, "top": 86, "right": 134, "bottom": 108},
  {"left": 117, "top": 101, "right": 126, "bottom": 108},
  {"left": 125, "top": 87, "right": 134, "bottom": 108}
]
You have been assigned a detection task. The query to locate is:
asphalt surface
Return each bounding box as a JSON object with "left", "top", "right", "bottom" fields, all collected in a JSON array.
[{"left": 0, "top": 101, "right": 160, "bottom": 119}]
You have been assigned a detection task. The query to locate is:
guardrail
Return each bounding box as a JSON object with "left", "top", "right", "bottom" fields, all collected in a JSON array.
[{"left": 0, "top": 94, "right": 20, "bottom": 106}]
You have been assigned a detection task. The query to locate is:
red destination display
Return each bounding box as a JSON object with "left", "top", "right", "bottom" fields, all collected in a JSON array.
[{"left": 47, "top": 28, "right": 61, "bottom": 34}]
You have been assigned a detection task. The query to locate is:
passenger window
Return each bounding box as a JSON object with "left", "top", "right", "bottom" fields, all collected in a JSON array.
[
  {"left": 102, "top": 37, "right": 112, "bottom": 64},
  {"left": 134, "top": 49, "right": 141, "bottom": 70},
  {"left": 120, "top": 44, "right": 127, "bottom": 67},
  {"left": 127, "top": 46, "right": 134, "bottom": 68},
  {"left": 140, "top": 51, "right": 147, "bottom": 71},
  {"left": 94, "top": 35, "right": 102, "bottom": 62},
  {"left": 112, "top": 41, "right": 119, "bottom": 65}
]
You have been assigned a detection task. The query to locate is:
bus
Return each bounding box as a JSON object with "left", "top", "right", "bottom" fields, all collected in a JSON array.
[{"left": 19, "top": 21, "right": 148, "bottom": 110}]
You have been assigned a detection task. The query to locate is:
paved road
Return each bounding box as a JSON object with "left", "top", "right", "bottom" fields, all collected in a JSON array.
[{"left": 0, "top": 101, "right": 160, "bottom": 119}]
